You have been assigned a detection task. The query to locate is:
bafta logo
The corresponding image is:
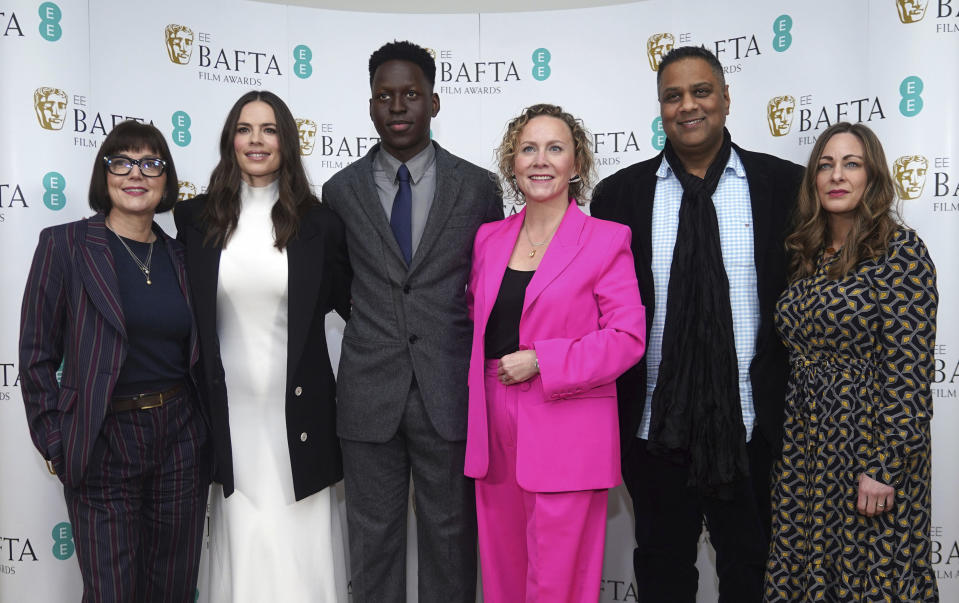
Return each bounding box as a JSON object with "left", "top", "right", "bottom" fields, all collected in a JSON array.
[
  {"left": 34, "top": 87, "right": 68, "bottom": 130},
  {"left": 178, "top": 181, "right": 197, "bottom": 201},
  {"left": 296, "top": 118, "right": 318, "bottom": 156},
  {"left": 766, "top": 95, "right": 796, "bottom": 137},
  {"left": 896, "top": 0, "right": 929, "bottom": 23},
  {"left": 164, "top": 24, "right": 194, "bottom": 64},
  {"left": 893, "top": 155, "right": 928, "bottom": 200},
  {"left": 646, "top": 33, "right": 675, "bottom": 72}
]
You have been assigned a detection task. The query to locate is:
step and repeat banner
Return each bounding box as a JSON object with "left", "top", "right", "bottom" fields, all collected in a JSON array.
[{"left": 1, "top": 0, "right": 957, "bottom": 601}]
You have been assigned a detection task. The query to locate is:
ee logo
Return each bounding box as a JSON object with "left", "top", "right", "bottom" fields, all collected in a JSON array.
[
  {"left": 899, "top": 76, "right": 923, "bottom": 117},
  {"left": 39, "top": 2, "right": 62, "bottom": 42},
  {"left": 52, "top": 522, "right": 74, "bottom": 560},
  {"left": 531, "top": 48, "right": 551, "bottom": 81},
  {"left": 772, "top": 14, "right": 792, "bottom": 52},
  {"left": 293, "top": 45, "right": 312, "bottom": 79},
  {"left": 172, "top": 111, "right": 191, "bottom": 147},
  {"left": 43, "top": 171, "right": 66, "bottom": 210},
  {"left": 650, "top": 117, "right": 665, "bottom": 151}
]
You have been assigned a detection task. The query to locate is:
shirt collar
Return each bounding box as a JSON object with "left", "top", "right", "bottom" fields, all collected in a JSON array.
[
  {"left": 656, "top": 147, "right": 745, "bottom": 180},
  {"left": 375, "top": 142, "right": 436, "bottom": 185}
]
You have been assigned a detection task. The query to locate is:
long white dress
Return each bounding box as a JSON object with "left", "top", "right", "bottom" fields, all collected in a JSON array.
[{"left": 204, "top": 180, "right": 345, "bottom": 603}]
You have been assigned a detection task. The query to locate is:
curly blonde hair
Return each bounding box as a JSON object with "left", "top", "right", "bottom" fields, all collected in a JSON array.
[
  {"left": 787, "top": 122, "right": 900, "bottom": 281},
  {"left": 495, "top": 103, "right": 595, "bottom": 205}
]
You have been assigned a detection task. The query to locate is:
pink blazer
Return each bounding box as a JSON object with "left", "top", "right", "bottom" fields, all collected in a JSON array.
[{"left": 464, "top": 201, "right": 646, "bottom": 492}]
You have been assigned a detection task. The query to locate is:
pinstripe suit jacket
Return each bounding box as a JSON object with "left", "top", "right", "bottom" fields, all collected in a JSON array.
[{"left": 19, "top": 214, "right": 200, "bottom": 487}]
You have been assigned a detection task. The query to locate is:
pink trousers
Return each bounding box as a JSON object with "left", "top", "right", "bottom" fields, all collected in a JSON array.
[{"left": 475, "top": 360, "right": 608, "bottom": 603}]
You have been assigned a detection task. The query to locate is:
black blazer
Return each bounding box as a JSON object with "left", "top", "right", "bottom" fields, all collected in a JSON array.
[
  {"left": 590, "top": 145, "right": 803, "bottom": 457},
  {"left": 174, "top": 195, "right": 351, "bottom": 500}
]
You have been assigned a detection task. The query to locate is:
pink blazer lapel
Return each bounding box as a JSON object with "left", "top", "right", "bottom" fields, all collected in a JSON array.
[
  {"left": 480, "top": 211, "right": 524, "bottom": 329},
  {"left": 522, "top": 202, "right": 586, "bottom": 315}
]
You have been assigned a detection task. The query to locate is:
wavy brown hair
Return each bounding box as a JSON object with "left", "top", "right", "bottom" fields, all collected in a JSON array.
[
  {"left": 495, "top": 103, "right": 595, "bottom": 206},
  {"left": 787, "top": 122, "right": 900, "bottom": 281},
  {"left": 202, "top": 90, "right": 316, "bottom": 250}
]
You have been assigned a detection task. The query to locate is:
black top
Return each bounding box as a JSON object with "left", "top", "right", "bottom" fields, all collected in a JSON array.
[
  {"left": 107, "top": 233, "right": 191, "bottom": 395},
  {"left": 484, "top": 267, "right": 535, "bottom": 359}
]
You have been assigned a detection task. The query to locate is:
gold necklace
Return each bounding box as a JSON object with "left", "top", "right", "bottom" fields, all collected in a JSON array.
[{"left": 523, "top": 220, "right": 559, "bottom": 258}]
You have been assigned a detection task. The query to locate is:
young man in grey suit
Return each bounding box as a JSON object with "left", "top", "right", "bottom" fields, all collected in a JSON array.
[{"left": 322, "top": 41, "right": 503, "bottom": 603}]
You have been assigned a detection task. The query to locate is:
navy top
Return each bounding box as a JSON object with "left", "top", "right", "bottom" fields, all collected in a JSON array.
[
  {"left": 107, "top": 232, "right": 191, "bottom": 395},
  {"left": 484, "top": 267, "right": 535, "bottom": 359}
]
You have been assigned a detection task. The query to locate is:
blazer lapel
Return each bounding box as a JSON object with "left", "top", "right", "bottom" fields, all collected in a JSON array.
[
  {"left": 286, "top": 217, "right": 322, "bottom": 380},
  {"left": 349, "top": 149, "right": 409, "bottom": 267},
  {"left": 167, "top": 235, "right": 200, "bottom": 369},
  {"left": 480, "top": 212, "right": 524, "bottom": 329},
  {"left": 77, "top": 215, "right": 126, "bottom": 339},
  {"left": 737, "top": 146, "right": 773, "bottom": 286},
  {"left": 411, "top": 143, "right": 459, "bottom": 274},
  {"left": 187, "top": 223, "right": 222, "bottom": 356},
  {"left": 523, "top": 202, "right": 586, "bottom": 315}
]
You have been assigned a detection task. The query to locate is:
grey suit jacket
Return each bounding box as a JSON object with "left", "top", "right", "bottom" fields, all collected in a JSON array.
[{"left": 323, "top": 141, "right": 504, "bottom": 443}]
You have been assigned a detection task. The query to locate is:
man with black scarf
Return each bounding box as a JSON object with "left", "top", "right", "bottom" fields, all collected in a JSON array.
[{"left": 591, "top": 46, "right": 802, "bottom": 602}]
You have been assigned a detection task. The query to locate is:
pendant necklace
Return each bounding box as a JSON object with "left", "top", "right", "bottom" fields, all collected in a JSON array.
[
  {"left": 524, "top": 220, "right": 558, "bottom": 258},
  {"left": 107, "top": 218, "right": 154, "bottom": 285}
]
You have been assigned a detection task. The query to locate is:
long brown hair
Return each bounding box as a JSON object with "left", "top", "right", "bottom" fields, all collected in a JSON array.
[
  {"left": 202, "top": 90, "right": 316, "bottom": 249},
  {"left": 787, "top": 122, "right": 900, "bottom": 281}
]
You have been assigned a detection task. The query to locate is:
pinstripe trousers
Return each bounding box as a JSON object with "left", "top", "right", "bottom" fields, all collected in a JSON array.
[{"left": 63, "top": 387, "right": 210, "bottom": 603}]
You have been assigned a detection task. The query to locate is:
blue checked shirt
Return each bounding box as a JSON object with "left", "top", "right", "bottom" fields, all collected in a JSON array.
[{"left": 639, "top": 149, "right": 759, "bottom": 441}]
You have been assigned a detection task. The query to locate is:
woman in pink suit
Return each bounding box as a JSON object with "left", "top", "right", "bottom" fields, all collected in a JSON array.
[{"left": 465, "top": 103, "right": 646, "bottom": 602}]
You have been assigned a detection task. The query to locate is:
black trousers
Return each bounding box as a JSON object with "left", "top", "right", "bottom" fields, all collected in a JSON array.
[{"left": 622, "top": 436, "right": 773, "bottom": 603}]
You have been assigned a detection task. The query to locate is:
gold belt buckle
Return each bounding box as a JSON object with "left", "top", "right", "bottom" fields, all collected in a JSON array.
[{"left": 140, "top": 392, "right": 164, "bottom": 410}]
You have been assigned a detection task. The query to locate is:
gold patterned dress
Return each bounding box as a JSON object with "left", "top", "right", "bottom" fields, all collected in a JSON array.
[{"left": 764, "top": 229, "right": 939, "bottom": 602}]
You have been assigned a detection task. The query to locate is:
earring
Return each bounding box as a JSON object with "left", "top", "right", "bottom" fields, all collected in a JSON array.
[{"left": 568, "top": 175, "right": 582, "bottom": 184}]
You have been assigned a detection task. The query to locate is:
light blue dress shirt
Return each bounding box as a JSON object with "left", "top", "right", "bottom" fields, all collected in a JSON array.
[{"left": 639, "top": 149, "right": 760, "bottom": 442}]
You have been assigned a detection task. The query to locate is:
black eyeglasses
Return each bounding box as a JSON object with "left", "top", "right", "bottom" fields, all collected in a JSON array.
[{"left": 103, "top": 155, "right": 167, "bottom": 177}]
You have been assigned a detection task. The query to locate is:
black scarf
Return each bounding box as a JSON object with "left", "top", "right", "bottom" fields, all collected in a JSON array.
[{"left": 648, "top": 128, "right": 750, "bottom": 499}]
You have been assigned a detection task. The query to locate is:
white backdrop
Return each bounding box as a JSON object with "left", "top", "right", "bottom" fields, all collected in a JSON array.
[{"left": 1, "top": 0, "right": 957, "bottom": 601}]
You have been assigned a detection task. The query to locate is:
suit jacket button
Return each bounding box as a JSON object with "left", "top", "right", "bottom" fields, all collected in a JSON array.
[
  {"left": 294, "top": 386, "right": 303, "bottom": 397},
  {"left": 403, "top": 284, "right": 411, "bottom": 294},
  {"left": 520, "top": 382, "right": 531, "bottom": 392},
  {"left": 409, "top": 334, "right": 418, "bottom": 344},
  {"left": 300, "top": 432, "right": 308, "bottom": 442}
]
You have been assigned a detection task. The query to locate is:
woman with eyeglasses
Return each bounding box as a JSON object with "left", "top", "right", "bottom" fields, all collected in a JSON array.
[{"left": 19, "top": 120, "right": 210, "bottom": 601}]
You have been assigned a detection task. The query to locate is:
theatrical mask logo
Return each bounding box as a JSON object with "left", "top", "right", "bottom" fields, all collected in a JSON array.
[
  {"left": 165, "top": 24, "right": 194, "bottom": 64},
  {"left": 296, "top": 118, "right": 318, "bottom": 156},
  {"left": 178, "top": 181, "right": 197, "bottom": 201},
  {"left": 896, "top": 0, "right": 929, "bottom": 23},
  {"left": 893, "top": 155, "right": 929, "bottom": 199},
  {"left": 34, "top": 87, "right": 68, "bottom": 130},
  {"left": 767, "top": 95, "right": 796, "bottom": 137},
  {"left": 646, "top": 33, "right": 675, "bottom": 71}
]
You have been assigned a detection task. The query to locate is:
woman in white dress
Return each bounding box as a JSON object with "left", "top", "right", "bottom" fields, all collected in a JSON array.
[{"left": 174, "top": 90, "right": 351, "bottom": 603}]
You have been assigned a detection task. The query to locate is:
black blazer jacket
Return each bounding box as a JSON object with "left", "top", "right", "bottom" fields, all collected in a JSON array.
[
  {"left": 590, "top": 145, "right": 803, "bottom": 457},
  {"left": 174, "top": 195, "right": 351, "bottom": 500}
]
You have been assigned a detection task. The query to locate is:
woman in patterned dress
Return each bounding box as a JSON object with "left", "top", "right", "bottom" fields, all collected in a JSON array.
[{"left": 764, "top": 122, "right": 939, "bottom": 602}]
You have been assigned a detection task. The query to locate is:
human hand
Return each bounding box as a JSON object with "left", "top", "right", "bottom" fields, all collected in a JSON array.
[
  {"left": 497, "top": 350, "right": 539, "bottom": 385},
  {"left": 857, "top": 473, "right": 895, "bottom": 517}
]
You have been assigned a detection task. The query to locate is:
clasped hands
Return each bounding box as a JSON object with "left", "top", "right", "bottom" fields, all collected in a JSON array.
[{"left": 498, "top": 350, "right": 539, "bottom": 385}]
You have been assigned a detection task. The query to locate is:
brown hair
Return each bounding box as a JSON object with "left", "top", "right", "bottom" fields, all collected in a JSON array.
[
  {"left": 202, "top": 90, "right": 316, "bottom": 250},
  {"left": 495, "top": 103, "right": 595, "bottom": 205},
  {"left": 787, "top": 121, "right": 900, "bottom": 281},
  {"left": 89, "top": 120, "right": 179, "bottom": 214}
]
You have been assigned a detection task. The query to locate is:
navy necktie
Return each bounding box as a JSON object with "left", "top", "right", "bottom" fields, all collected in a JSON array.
[{"left": 391, "top": 163, "right": 413, "bottom": 265}]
